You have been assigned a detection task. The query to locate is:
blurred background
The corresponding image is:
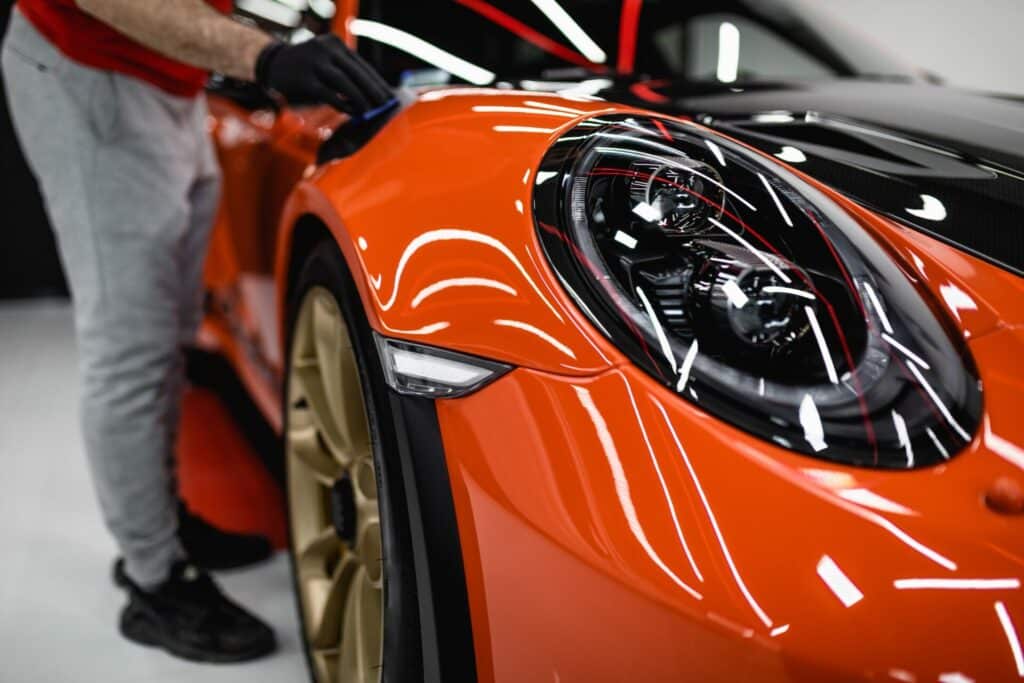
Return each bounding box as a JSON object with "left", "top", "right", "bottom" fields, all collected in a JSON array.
[{"left": 1, "top": 0, "right": 1023, "bottom": 300}]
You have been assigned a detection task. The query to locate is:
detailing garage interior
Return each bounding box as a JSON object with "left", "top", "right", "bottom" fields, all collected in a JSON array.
[{"left": 2, "top": 1, "right": 1024, "bottom": 681}]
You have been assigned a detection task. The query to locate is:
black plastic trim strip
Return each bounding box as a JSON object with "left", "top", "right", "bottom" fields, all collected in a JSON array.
[{"left": 387, "top": 393, "right": 478, "bottom": 683}]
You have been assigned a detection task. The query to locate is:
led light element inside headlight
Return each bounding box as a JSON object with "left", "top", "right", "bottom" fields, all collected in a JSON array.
[{"left": 534, "top": 116, "right": 981, "bottom": 468}]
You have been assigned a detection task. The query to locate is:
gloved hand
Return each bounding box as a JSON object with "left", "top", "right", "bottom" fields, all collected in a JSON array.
[{"left": 254, "top": 34, "right": 392, "bottom": 114}]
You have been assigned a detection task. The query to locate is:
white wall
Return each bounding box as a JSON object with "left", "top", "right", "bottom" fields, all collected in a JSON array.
[{"left": 822, "top": 0, "right": 1024, "bottom": 95}]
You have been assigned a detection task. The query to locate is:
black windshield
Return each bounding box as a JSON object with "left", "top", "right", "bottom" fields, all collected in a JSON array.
[{"left": 353, "top": 0, "right": 918, "bottom": 87}]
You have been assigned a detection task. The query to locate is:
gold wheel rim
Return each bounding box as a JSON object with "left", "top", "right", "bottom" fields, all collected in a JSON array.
[{"left": 287, "top": 287, "right": 383, "bottom": 683}]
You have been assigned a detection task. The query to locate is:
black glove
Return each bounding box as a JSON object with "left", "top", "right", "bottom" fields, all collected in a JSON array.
[{"left": 255, "top": 34, "right": 392, "bottom": 114}]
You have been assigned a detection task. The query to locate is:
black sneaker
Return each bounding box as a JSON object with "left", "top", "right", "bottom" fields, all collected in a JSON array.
[
  {"left": 118, "top": 560, "right": 277, "bottom": 663},
  {"left": 177, "top": 502, "right": 274, "bottom": 571}
]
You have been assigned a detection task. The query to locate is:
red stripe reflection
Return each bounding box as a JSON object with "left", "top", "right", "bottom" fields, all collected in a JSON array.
[
  {"left": 618, "top": 0, "right": 643, "bottom": 73},
  {"left": 455, "top": 0, "right": 602, "bottom": 70}
]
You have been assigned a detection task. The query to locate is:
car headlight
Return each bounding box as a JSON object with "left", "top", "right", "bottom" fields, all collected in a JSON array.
[{"left": 533, "top": 116, "right": 981, "bottom": 469}]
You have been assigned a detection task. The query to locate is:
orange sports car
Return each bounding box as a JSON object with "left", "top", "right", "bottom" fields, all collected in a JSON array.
[{"left": 199, "top": 1, "right": 1024, "bottom": 681}]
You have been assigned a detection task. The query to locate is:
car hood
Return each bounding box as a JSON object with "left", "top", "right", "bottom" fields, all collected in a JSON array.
[{"left": 582, "top": 78, "right": 1024, "bottom": 277}]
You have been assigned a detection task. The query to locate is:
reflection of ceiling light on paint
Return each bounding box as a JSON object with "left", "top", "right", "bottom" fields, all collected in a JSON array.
[
  {"left": 816, "top": 555, "right": 863, "bottom": 607},
  {"left": 938, "top": 283, "right": 978, "bottom": 322},
  {"left": 906, "top": 194, "right": 947, "bottom": 222},
  {"left": 530, "top": 0, "right": 607, "bottom": 63},
  {"left": 775, "top": 146, "right": 807, "bottom": 163},
  {"left": 995, "top": 601, "right": 1024, "bottom": 677},
  {"left": 717, "top": 22, "right": 740, "bottom": 83},
  {"left": 894, "top": 578, "right": 1021, "bottom": 590},
  {"left": 838, "top": 488, "right": 914, "bottom": 515},
  {"left": 938, "top": 673, "right": 975, "bottom": 683},
  {"left": 349, "top": 19, "right": 495, "bottom": 85}
]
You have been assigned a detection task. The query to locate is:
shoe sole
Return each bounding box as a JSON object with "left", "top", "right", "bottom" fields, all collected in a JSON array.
[{"left": 120, "top": 606, "right": 276, "bottom": 664}]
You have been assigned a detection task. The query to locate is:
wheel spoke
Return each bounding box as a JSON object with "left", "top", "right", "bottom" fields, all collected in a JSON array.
[
  {"left": 288, "top": 417, "right": 342, "bottom": 485},
  {"left": 297, "top": 527, "right": 340, "bottom": 578},
  {"left": 338, "top": 566, "right": 383, "bottom": 683},
  {"left": 310, "top": 547, "right": 358, "bottom": 649},
  {"left": 312, "top": 293, "right": 372, "bottom": 465}
]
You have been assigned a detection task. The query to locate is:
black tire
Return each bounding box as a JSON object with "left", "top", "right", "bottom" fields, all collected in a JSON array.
[{"left": 283, "top": 240, "right": 422, "bottom": 682}]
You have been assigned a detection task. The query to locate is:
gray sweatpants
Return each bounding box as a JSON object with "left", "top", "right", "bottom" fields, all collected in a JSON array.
[{"left": 2, "top": 10, "right": 222, "bottom": 587}]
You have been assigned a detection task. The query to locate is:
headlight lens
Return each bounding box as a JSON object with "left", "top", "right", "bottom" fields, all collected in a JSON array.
[{"left": 534, "top": 116, "right": 981, "bottom": 469}]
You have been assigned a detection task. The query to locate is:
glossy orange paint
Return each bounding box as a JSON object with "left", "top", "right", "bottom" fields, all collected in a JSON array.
[{"left": 201, "top": 87, "right": 1024, "bottom": 681}]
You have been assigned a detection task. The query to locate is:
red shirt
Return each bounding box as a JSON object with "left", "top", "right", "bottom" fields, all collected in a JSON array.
[{"left": 17, "top": 0, "right": 233, "bottom": 97}]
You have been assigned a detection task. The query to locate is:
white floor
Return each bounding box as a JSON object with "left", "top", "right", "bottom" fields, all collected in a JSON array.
[{"left": 0, "top": 300, "right": 306, "bottom": 682}]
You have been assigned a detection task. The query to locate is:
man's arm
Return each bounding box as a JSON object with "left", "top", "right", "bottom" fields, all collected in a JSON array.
[
  {"left": 74, "top": 0, "right": 393, "bottom": 113},
  {"left": 75, "top": 0, "right": 271, "bottom": 81}
]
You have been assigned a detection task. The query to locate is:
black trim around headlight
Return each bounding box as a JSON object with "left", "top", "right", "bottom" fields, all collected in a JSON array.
[{"left": 534, "top": 115, "right": 982, "bottom": 469}]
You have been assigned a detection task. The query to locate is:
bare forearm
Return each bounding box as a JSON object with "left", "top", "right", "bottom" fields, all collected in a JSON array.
[{"left": 75, "top": 0, "right": 273, "bottom": 81}]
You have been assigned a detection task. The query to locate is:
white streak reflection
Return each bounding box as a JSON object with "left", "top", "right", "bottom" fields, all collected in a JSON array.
[
  {"left": 574, "top": 387, "right": 703, "bottom": 600},
  {"left": 722, "top": 279, "right": 749, "bottom": 308},
  {"left": 927, "top": 428, "right": 951, "bottom": 460},
  {"left": 493, "top": 125, "right": 558, "bottom": 134},
  {"left": 494, "top": 319, "right": 577, "bottom": 359},
  {"left": 996, "top": 601, "right": 1024, "bottom": 677},
  {"left": 892, "top": 410, "right": 914, "bottom": 468},
  {"left": 709, "top": 218, "right": 790, "bottom": 282},
  {"left": 799, "top": 394, "right": 828, "bottom": 452},
  {"left": 614, "top": 230, "right": 638, "bottom": 249},
  {"left": 530, "top": 0, "right": 607, "bottom": 63},
  {"left": 758, "top": 173, "right": 793, "bottom": 227},
  {"left": 373, "top": 228, "right": 563, "bottom": 322},
  {"left": 411, "top": 277, "right": 517, "bottom": 309},
  {"left": 906, "top": 363, "right": 971, "bottom": 442},
  {"left": 816, "top": 555, "right": 864, "bottom": 607},
  {"left": 895, "top": 578, "right": 1020, "bottom": 590},
  {"left": 386, "top": 321, "right": 450, "bottom": 336},
  {"left": 805, "top": 306, "right": 839, "bottom": 384},
  {"left": 838, "top": 488, "right": 914, "bottom": 516},
  {"left": 705, "top": 139, "right": 727, "bottom": 166},
  {"left": 349, "top": 19, "right": 495, "bottom": 85},
  {"left": 522, "top": 100, "right": 586, "bottom": 115},
  {"left": 939, "top": 283, "right": 978, "bottom": 323},
  {"left": 762, "top": 286, "right": 815, "bottom": 300},
  {"left": 653, "top": 399, "right": 774, "bottom": 629},
  {"left": 861, "top": 281, "right": 893, "bottom": 334},
  {"left": 620, "top": 378, "right": 704, "bottom": 582},
  {"left": 637, "top": 287, "right": 677, "bottom": 373},
  {"left": 985, "top": 417, "right": 1024, "bottom": 471},
  {"left": 471, "top": 105, "right": 576, "bottom": 117},
  {"left": 882, "top": 333, "right": 930, "bottom": 370},
  {"left": 676, "top": 339, "right": 699, "bottom": 393}
]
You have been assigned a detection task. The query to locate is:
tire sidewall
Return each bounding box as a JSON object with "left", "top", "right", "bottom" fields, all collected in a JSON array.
[{"left": 283, "top": 241, "right": 421, "bottom": 683}]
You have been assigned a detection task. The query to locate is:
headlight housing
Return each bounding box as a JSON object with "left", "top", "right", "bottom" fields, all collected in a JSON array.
[{"left": 534, "top": 116, "right": 981, "bottom": 469}]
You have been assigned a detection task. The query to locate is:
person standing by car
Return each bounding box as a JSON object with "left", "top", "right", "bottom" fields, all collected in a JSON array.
[{"left": 1, "top": 0, "right": 392, "bottom": 664}]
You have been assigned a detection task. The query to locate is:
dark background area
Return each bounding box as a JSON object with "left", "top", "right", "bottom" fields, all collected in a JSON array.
[{"left": 0, "top": 0, "right": 69, "bottom": 300}]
